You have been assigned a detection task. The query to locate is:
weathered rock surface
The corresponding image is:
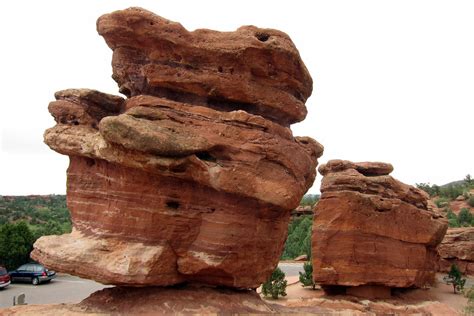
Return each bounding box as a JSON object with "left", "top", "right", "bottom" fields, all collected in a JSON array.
[
  {"left": 2, "top": 286, "right": 274, "bottom": 315},
  {"left": 312, "top": 160, "right": 448, "bottom": 289},
  {"left": 97, "top": 7, "right": 312, "bottom": 126},
  {"left": 437, "top": 227, "right": 474, "bottom": 275},
  {"left": 33, "top": 8, "right": 322, "bottom": 289}
]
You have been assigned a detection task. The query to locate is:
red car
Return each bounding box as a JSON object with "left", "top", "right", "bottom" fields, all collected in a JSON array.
[{"left": 0, "top": 266, "right": 10, "bottom": 289}]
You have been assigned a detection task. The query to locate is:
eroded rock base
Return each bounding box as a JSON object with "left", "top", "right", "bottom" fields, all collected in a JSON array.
[{"left": 2, "top": 286, "right": 274, "bottom": 315}]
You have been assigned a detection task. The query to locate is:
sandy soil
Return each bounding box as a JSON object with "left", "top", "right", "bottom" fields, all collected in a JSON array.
[{"left": 262, "top": 274, "right": 471, "bottom": 315}]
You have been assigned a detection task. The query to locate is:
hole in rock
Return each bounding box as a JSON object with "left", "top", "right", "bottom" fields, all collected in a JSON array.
[
  {"left": 255, "top": 32, "right": 270, "bottom": 42},
  {"left": 195, "top": 151, "right": 217, "bottom": 163},
  {"left": 170, "top": 164, "right": 187, "bottom": 173},
  {"left": 72, "top": 120, "right": 79, "bottom": 126},
  {"left": 217, "top": 66, "right": 223, "bottom": 73},
  {"left": 85, "top": 158, "right": 96, "bottom": 167},
  {"left": 149, "top": 22, "right": 154, "bottom": 26},
  {"left": 166, "top": 200, "right": 180, "bottom": 209}
]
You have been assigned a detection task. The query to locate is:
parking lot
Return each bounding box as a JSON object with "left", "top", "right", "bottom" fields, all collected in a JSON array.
[{"left": 0, "top": 274, "right": 109, "bottom": 308}]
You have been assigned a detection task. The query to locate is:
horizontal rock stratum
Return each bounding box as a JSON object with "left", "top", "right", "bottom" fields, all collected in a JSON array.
[
  {"left": 32, "top": 8, "right": 323, "bottom": 289},
  {"left": 437, "top": 227, "right": 474, "bottom": 275},
  {"left": 312, "top": 160, "right": 448, "bottom": 290}
]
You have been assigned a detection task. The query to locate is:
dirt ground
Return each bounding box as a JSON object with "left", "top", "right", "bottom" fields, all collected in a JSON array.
[{"left": 262, "top": 274, "right": 471, "bottom": 315}]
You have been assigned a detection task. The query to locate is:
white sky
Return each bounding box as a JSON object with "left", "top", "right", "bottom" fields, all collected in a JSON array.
[{"left": 0, "top": 0, "right": 473, "bottom": 195}]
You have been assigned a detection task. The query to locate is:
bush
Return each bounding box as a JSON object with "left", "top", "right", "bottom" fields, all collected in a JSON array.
[
  {"left": 262, "top": 267, "right": 287, "bottom": 299},
  {"left": 458, "top": 208, "right": 473, "bottom": 227},
  {"left": 299, "top": 262, "right": 315, "bottom": 289},
  {"left": 435, "top": 197, "right": 450, "bottom": 208},
  {"left": 446, "top": 209, "right": 459, "bottom": 227},
  {"left": 468, "top": 196, "right": 474, "bottom": 208},
  {"left": 444, "top": 264, "right": 466, "bottom": 294},
  {"left": 300, "top": 194, "right": 320, "bottom": 207}
]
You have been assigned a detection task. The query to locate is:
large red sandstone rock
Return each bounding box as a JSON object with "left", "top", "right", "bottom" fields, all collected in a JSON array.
[
  {"left": 33, "top": 8, "right": 323, "bottom": 289},
  {"left": 437, "top": 227, "right": 474, "bottom": 275},
  {"left": 312, "top": 160, "right": 448, "bottom": 289},
  {"left": 97, "top": 7, "right": 312, "bottom": 126}
]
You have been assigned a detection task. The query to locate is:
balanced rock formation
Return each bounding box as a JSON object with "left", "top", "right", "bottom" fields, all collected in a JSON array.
[
  {"left": 437, "top": 227, "right": 474, "bottom": 275},
  {"left": 32, "top": 7, "right": 323, "bottom": 290},
  {"left": 312, "top": 160, "right": 448, "bottom": 294}
]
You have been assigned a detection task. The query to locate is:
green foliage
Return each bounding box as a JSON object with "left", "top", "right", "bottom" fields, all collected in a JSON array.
[
  {"left": 262, "top": 267, "right": 287, "bottom": 299},
  {"left": 447, "top": 209, "right": 460, "bottom": 227},
  {"left": 0, "top": 222, "right": 35, "bottom": 270},
  {"left": 0, "top": 195, "right": 71, "bottom": 239},
  {"left": 416, "top": 183, "right": 440, "bottom": 197},
  {"left": 458, "top": 208, "right": 474, "bottom": 227},
  {"left": 444, "top": 264, "right": 466, "bottom": 294},
  {"left": 300, "top": 194, "right": 320, "bottom": 207},
  {"left": 465, "top": 174, "right": 473, "bottom": 186},
  {"left": 299, "top": 261, "right": 315, "bottom": 289},
  {"left": 468, "top": 196, "right": 474, "bottom": 208},
  {"left": 440, "top": 185, "right": 465, "bottom": 200},
  {"left": 435, "top": 197, "right": 450, "bottom": 208},
  {"left": 282, "top": 215, "right": 312, "bottom": 260}
]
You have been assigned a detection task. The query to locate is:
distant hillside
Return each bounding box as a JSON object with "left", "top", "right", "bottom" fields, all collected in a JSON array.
[{"left": 0, "top": 195, "right": 71, "bottom": 238}]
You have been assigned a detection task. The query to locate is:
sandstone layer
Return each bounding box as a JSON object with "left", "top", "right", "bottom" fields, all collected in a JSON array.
[
  {"left": 2, "top": 286, "right": 274, "bottom": 315},
  {"left": 312, "top": 160, "right": 448, "bottom": 290},
  {"left": 97, "top": 7, "right": 312, "bottom": 126},
  {"left": 33, "top": 8, "right": 323, "bottom": 289},
  {"left": 437, "top": 227, "right": 474, "bottom": 275}
]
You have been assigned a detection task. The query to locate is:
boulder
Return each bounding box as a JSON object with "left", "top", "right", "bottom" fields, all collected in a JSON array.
[
  {"left": 33, "top": 8, "right": 323, "bottom": 289},
  {"left": 312, "top": 160, "right": 448, "bottom": 291},
  {"left": 437, "top": 227, "right": 474, "bottom": 275},
  {"left": 97, "top": 7, "right": 312, "bottom": 126}
]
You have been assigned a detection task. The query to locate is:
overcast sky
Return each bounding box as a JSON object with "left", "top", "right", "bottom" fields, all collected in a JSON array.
[{"left": 1, "top": 0, "right": 473, "bottom": 195}]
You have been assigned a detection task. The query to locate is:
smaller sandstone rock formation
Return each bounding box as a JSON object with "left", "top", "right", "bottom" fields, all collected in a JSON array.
[
  {"left": 312, "top": 160, "right": 448, "bottom": 295},
  {"left": 438, "top": 227, "right": 474, "bottom": 275}
]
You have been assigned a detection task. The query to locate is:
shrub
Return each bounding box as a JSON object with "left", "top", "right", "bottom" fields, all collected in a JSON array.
[
  {"left": 262, "top": 267, "right": 287, "bottom": 299},
  {"left": 458, "top": 208, "right": 473, "bottom": 227},
  {"left": 468, "top": 196, "right": 474, "bottom": 208},
  {"left": 435, "top": 197, "right": 450, "bottom": 208},
  {"left": 299, "top": 262, "right": 315, "bottom": 289},
  {"left": 444, "top": 264, "right": 466, "bottom": 294}
]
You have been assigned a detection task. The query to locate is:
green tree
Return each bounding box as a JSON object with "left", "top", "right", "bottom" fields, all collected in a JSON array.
[
  {"left": 282, "top": 216, "right": 312, "bottom": 259},
  {"left": 299, "top": 261, "right": 315, "bottom": 289},
  {"left": 465, "top": 174, "right": 473, "bottom": 187},
  {"left": 262, "top": 267, "right": 287, "bottom": 299},
  {"left": 444, "top": 264, "right": 466, "bottom": 294},
  {"left": 458, "top": 208, "right": 473, "bottom": 227},
  {"left": 447, "top": 209, "right": 460, "bottom": 227},
  {"left": 0, "top": 222, "right": 35, "bottom": 270}
]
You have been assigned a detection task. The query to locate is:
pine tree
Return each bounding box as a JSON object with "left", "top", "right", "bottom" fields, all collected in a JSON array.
[
  {"left": 299, "top": 261, "right": 315, "bottom": 289},
  {"left": 444, "top": 264, "right": 466, "bottom": 294},
  {"left": 262, "top": 267, "right": 287, "bottom": 299}
]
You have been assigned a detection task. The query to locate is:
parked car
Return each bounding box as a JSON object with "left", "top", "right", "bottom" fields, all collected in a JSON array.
[
  {"left": 0, "top": 266, "right": 10, "bottom": 289},
  {"left": 9, "top": 263, "right": 56, "bottom": 285}
]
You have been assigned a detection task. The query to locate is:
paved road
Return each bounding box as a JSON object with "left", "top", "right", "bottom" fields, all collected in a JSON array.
[
  {"left": 0, "top": 274, "right": 109, "bottom": 308},
  {"left": 278, "top": 262, "right": 304, "bottom": 277}
]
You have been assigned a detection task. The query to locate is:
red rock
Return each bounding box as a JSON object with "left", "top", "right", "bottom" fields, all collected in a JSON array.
[
  {"left": 34, "top": 8, "right": 323, "bottom": 289},
  {"left": 1, "top": 286, "right": 274, "bottom": 315},
  {"left": 312, "top": 160, "right": 448, "bottom": 290},
  {"left": 97, "top": 7, "right": 312, "bottom": 126},
  {"left": 437, "top": 227, "right": 474, "bottom": 275}
]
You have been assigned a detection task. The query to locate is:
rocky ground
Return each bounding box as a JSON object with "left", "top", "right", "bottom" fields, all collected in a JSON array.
[{"left": 264, "top": 274, "right": 471, "bottom": 315}]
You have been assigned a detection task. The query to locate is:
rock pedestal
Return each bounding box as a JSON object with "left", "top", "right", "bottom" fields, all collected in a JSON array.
[
  {"left": 312, "top": 160, "right": 448, "bottom": 294},
  {"left": 437, "top": 227, "right": 474, "bottom": 275},
  {"left": 32, "top": 6, "right": 322, "bottom": 294}
]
